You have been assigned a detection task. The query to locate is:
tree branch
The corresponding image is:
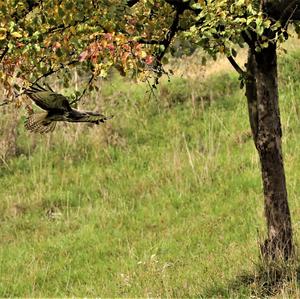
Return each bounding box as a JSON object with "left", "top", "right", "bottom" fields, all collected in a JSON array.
[
  {"left": 0, "top": 1, "right": 44, "bottom": 63},
  {"left": 0, "top": 100, "right": 9, "bottom": 107},
  {"left": 45, "top": 16, "right": 89, "bottom": 35},
  {"left": 281, "top": 2, "right": 298, "bottom": 26},
  {"left": 227, "top": 56, "right": 246, "bottom": 76},
  {"left": 0, "top": 46, "right": 8, "bottom": 63},
  {"left": 164, "top": 0, "right": 202, "bottom": 13},
  {"left": 127, "top": 0, "right": 202, "bottom": 13},
  {"left": 157, "top": 8, "right": 182, "bottom": 61},
  {"left": 127, "top": 0, "right": 140, "bottom": 7},
  {"left": 31, "top": 60, "right": 78, "bottom": 85},
  {"left": 14, "top": 60, "right": 79, "bottom": 99},
  {"left": 11, "top": 0, "right": 43, "bottom": 22},
  {"left": 263, "top": 0, "right": 300, "bottom": 20},
  {"left": 137, "top": 38, "right": 165, "bottom": 45}
]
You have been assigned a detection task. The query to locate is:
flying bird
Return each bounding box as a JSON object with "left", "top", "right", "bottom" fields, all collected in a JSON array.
[{"left": 24, "top": 84, "right": 112, "bottom": 133}]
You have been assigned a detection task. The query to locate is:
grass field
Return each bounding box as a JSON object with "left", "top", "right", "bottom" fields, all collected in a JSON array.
[{"left": 1, "top": 48, "right": 300, "bottom": 297}]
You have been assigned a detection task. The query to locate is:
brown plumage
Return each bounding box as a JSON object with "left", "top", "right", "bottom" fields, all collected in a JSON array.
[{"left": 24, "top": 84, "right": 112, "bottom": 133}]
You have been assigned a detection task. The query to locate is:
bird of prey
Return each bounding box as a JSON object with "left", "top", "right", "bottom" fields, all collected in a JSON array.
[{"left": 24, "top": 84, "right": 112, "bottom": 133}]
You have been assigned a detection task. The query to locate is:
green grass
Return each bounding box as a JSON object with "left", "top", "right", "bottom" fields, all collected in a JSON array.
[{"left": 1, "top": 50, "right": 300, "bottom": 297}]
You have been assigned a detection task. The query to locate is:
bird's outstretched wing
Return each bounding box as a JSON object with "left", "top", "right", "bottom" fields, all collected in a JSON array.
[
  {"left": 25, "top": 112, "right": 56, "bottom": 134},
  {"left": 80, "top": 114, "right": 113, "bottom": 124},
  {"left": 25, "top": 85, "right": 71, "bottom": 112},
  {"left": 68, "top": 109, "right": 113, "bottom": 124}
]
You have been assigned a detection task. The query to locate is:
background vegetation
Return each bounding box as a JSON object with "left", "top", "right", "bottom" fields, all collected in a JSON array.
[{"left": 1, "top": 43, "right": 300, "bottom": 297}]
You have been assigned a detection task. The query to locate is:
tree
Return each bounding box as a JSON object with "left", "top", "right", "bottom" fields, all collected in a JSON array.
[{"left": 1, "top": 0, "right": 299, "bottom": 261}]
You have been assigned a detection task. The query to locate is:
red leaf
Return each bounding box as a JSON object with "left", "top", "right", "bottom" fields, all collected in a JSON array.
[
  {"left": 79, "top": 50, "right": 89, "bottom": 62},
  {"left": 145, "top": 55, "right": 154, "bottom": 65}
]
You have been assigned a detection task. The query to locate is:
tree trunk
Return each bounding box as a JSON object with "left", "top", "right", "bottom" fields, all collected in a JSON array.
[{"left": 245, "top": 45, "right": 293, "bottom": 260}]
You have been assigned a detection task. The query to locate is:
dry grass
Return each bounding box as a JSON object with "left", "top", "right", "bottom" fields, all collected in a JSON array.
[
  {"left": 171, "top": 32, "right": 300, "bottom": 82},
  {"left": 0, "top": 105, "right": 19, "bottom": 166}
]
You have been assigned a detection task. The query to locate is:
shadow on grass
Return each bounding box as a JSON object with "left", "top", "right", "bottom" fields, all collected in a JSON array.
[{"left": 200, "top": 261, "right": 300, "bottom": 298}]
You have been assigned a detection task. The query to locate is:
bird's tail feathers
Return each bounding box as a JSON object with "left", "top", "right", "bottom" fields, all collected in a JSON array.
[{"left": 25, "top": 112, "right": 56, "bottom": 134}]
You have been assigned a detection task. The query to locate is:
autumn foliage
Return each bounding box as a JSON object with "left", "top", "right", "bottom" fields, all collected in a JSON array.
[{"left": 0, "top": 0, "right": 289, "bottom": 98}]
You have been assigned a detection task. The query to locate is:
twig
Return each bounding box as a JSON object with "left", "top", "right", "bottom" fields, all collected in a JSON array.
[
  {"left": 0, "top": 1, "right": 43, "bottom": 63},
  {"left": 137, "top": 38, "right": 165, "bottom": 45},
  {"left": 14, "top": 60, "right": 78, "bottom": 98},
  {"left": 44, "top": 83, "right": 54, "bottom": 92},
  {"left": 0, "top": 100, "right": 9, "bottom": 107},
  {"left": 127, "top": 0, "right": 140, "bottom": 7},
  {"left": 70, "top": 73, "right": 95, "bottom": 105},
  {"left": 145, "top": 77, "right": 159, "bottom": 100},
  {"left": 45, "top": 16, "right": 89, "bottom": 35},
  {"left": 280, "top": 0, "right": 299, "bottom": 24},
  {"left": 0, "top": 46, "right": 8, "bottom": 62},
  {"left": 31, "top": 60, "right": 78, "bottom": 85},
  {"left": 283, "top": 4, "right": 298, "bottom": 29},
  {"left": 11, "top": 0, "right": 43, "bottom": 21}
]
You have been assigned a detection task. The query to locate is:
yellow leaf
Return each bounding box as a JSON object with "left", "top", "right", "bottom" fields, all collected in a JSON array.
[
  {"left": 69, "top": 26, "right": 76, "bottom": 34},
  {"left": 102, "top": 39, "right": 108, "bottom": 47},
  {"left": 140, "top": 50, "right": 147, "bottom": 58},
  {"left": 11, "top": 31, "right": 22, "bottom": 38},
  {"left": 15, "top": 98, "right": 23, "bottom": 108},
  {"left": 0, "top": 28, "right": 7, "bottom": 40},
  {"left": 100, "top": 69, "right": 108, "bottom": 77}
]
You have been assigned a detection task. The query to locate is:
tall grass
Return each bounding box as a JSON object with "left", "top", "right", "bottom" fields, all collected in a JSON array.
[{"left": 0, "top": 49, "right": 300, "bottom": 297}]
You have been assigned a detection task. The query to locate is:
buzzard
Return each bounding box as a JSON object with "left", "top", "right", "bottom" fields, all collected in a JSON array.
[{"left": 24, "top": 85, "right": 112, "bottom": 133}]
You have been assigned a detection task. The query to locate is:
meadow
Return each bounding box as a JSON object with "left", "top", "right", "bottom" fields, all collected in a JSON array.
[{"left": 1, "top": 47, "right": 300, "bottom": 297}]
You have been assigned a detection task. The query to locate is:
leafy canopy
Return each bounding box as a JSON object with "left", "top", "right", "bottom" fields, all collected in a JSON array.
[{"left": 0, "top": 0, "right": 293, "bottom": 99}]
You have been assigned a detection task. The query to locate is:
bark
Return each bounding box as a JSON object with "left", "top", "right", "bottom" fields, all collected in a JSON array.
[{"left": 245, "top": 45, "right": 293, "bottom": 260}]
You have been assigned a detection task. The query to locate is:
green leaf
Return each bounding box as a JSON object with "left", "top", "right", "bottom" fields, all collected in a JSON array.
[
  {"left": 191, "top": 3, "right": 201, "bottom": 9},
  {"left": 261, "top": 42, "right": 269, "bottom": 48},
  {"left": 162, "top": 56, "right": 168, "bottom": 64},
  {"left": 58, "top": 7, "right": 64, "bottom": 17},
  {"left": 255, "top": 46, "right": 261, "bottom": 52},
  {"left": 256, "top": 25, "right": 264, "bottom": 36},
  {"left": 264, "top": 19, "right": 271, "bottom": 29}
]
